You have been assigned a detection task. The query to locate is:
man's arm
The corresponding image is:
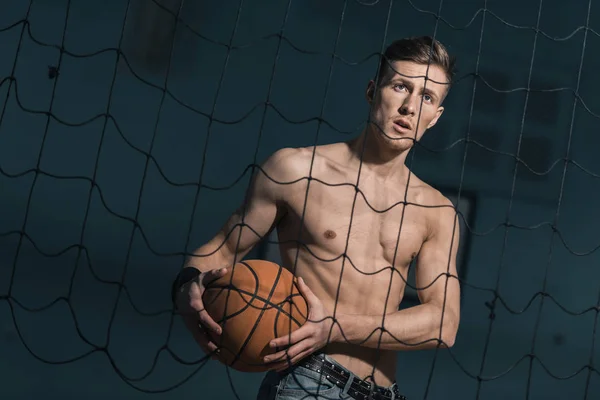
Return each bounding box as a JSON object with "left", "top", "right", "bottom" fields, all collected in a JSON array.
[
  {"left": 184, "top": 149, "right": 292, "bottom": 273},
  {"left": 334, "top": 197, "right": 461, "bottom": 351},
  {"left": 175, "top": 149, "right": 298, "bottom": 355}
]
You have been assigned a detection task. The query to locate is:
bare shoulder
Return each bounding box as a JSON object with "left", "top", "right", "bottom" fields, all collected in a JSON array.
[
  {"left": 262, "top": 144, "right": 342, "bottom": 181},
  {"left": 410, "top": 177, "right": 457, "bottom": 236},
  {"left": 259, "top": 147, "right": 311, "bottom": 182}
]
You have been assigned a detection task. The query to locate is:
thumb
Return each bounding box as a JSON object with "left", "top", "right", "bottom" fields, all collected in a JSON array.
[{"left": 297, "top": 277, "right": 317, "bottom": 305}]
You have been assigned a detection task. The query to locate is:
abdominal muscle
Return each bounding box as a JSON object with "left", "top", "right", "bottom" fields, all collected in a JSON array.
[{"left": 280, "top": 245, "right": 407, "bottom": 388}]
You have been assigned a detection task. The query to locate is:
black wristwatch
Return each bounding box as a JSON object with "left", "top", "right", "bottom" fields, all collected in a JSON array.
[{"left": 171, "top": 266, "right": 201, "bottom": 308}]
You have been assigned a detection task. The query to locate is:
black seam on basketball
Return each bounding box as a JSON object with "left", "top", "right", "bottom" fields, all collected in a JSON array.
[
  {"left": 204, "top": 270, "right": 260, "bottom": 321},
  {"left": 273, "top": 301, "right": 282, "bottom": 340},
  {"left": 206, "top": 284, "right": 306, "bottom": 327},
  {"left": 229, "top": 261, "right": 283, "bottom": 368},
  {"left": 207, "top": 261, "right": 260, "bottom": 368},
  {"left": 272, "top": 281, "right": 300, "bottom": 340},
  {"left": 207, "top": 264, "right": 263, "bottom": 320},
  {"left": 212, "top": 262, "right": 259, "bottom": 365},
  {"left": 203, "top": 262, "right": 308, "bottom": 369},
  {"left": 273, "top": 281, "right": 305, "bottom": 341}
]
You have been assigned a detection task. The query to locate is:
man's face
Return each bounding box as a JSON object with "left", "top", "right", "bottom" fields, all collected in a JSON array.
[{"left": 366, "top": 60, "right": 447, "bottom": 152}]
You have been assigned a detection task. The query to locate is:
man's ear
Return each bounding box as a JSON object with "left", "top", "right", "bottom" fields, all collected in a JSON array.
[
  {"left": 427, "top": 106, "right": 444, "bottom": 129},
  {"left": 366, "top": 80, "right": 376, "bottom": 104}
]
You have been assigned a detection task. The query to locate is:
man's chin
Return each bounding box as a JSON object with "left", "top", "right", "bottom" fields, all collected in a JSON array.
[
  {"left": 382, "top": 133, "right": 415, "bottom": 149},
  {"left": 379, "top": 142, "right": 413, "bottom": 156}
]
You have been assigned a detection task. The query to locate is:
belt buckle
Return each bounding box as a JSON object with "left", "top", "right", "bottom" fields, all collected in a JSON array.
[{"left": 308, "top": 355, "right": 405, "bottom": 400}]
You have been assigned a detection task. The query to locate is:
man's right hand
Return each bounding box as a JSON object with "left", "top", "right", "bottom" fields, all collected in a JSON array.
[{"left": 176, "top": 267, "right": 229, "bottom": 359}]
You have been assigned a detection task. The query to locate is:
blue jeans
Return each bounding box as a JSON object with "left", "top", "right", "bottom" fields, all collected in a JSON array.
[{"left": 255, "top": 353, "right": 401, "bottom": 400}]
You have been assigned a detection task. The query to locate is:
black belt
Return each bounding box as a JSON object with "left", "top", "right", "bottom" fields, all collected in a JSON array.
[{"left": 299, "top": 354, "right": 406, "bottom": 400}]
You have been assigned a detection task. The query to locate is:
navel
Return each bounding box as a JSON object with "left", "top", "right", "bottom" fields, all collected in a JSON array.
[{"left": 324, "top": 230, "right": 337, "bottom": 239}]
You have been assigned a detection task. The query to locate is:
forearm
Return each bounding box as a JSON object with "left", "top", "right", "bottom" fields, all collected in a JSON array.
[
  {"left": 185, "top": 230, "right": 250, "bottom": 273},
  {"left": 185, "top": 206, "right": 268, "bottom": 273},
  {"left": 333, "top": 303, "right": 458, "bottom": 351},
  {"left": 185, "top": 242, "right": 231, "bottom": 273}
]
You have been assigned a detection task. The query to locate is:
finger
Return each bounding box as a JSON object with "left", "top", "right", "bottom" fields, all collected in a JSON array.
[
  {"left": 264, "top": 349, "right": 288, "bottom": 364},
  {"left": 202, "top": 267, "right": 228, "bottom": 287},
  {"left": 269, "top": 326, "right": 308, "bottom": 349},
  {"left": 186, "top": 325, "right": 222, "bottom": 362},
  {"left": 189, "top": 283, "right": 222, "bottom": 335},
  {"left": 297, "top": 277, "right": 318, "bottom": 306},
  {"left": 272, "top": 347, "right": 315, "bottom": 372},
  {"left": 183, "top": 318, "right": 220, "bottom": 356},
  {"left": 198, "top": 312, "right": 222, "bottom": 336},
  {"left": 264, "top": 339, "right": 309, "bottom": 364}
]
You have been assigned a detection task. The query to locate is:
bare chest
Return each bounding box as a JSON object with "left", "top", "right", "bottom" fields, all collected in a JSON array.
[{"left": 278, "top": 180, "right": 429, "bottom": 269}]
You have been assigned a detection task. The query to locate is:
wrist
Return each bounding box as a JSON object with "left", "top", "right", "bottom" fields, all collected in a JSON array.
[{"left": 171, "top": 266, "right": 201, "bottom": 308}]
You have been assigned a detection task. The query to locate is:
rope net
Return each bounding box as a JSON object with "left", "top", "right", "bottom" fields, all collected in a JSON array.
[{"left": 1, "top": 0, "right": 599, "bottom": 399}]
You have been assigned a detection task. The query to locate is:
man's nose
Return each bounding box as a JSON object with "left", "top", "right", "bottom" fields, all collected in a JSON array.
[{"left": 399, "top": 96, "right": 416, "bottom": 115}]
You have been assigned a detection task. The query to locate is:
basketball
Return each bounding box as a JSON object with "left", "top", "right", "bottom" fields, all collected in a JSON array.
[{"left": 202, "top": 260, "right": 308, "bottom": 372}]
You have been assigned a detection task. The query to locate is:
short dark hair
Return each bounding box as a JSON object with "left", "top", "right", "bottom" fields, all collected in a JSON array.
[{"left": 376, "top": 36, "right": 456, "bottom": 88}]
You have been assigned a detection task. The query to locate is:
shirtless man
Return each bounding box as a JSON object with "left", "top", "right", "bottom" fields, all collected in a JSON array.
[{"left": 173, "top": 36, "right": 461, "bottom": 400}]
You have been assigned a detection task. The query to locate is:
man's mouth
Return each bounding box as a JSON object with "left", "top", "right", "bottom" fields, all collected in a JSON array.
[{"left": 393, "top": 120, "right": 411, "bottom": 131}]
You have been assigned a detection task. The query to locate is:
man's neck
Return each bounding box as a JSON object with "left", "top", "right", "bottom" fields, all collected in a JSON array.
[{"left": 345, "top": 130, "right": 412, "bottom": 184}]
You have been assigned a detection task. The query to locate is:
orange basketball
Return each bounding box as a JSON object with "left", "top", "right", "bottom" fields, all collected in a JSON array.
[{"left": 202, "top": 260, "right": 308, "bottom": 372}]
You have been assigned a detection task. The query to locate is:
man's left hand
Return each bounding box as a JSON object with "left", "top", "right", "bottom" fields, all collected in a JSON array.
[{"left": 263, "top": 277, "right": 338, "bottom": 372}]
